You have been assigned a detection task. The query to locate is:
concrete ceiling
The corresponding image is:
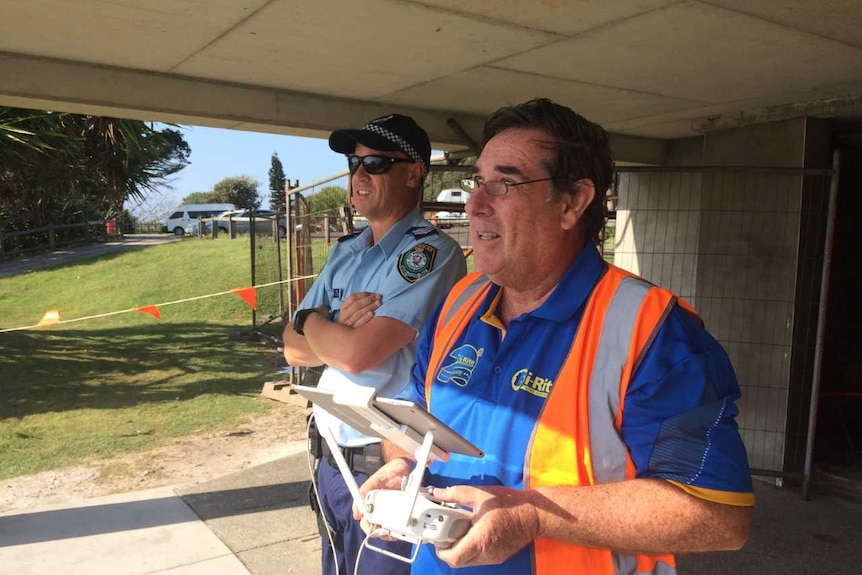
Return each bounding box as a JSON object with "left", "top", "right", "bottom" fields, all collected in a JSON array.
[{"left": 1, "top": 0, "right": 861, "bottom": 162}]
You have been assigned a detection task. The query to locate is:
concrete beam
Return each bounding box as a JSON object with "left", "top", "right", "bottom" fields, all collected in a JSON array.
[
  {"left": 0, "top": 51, "right": 668, "bottom": 164},
  {"left": 0, "top": 51, "right": 485, "bottom": 150},
  {"left": 692, "top": 94, "right": 862, "bottom": 133},
  {"left": 608, "top": 133, "right": 667, "bottom": 166}
]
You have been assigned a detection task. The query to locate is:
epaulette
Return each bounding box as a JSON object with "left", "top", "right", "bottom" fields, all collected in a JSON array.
[
  {"left": 337, "top": 231, "right": 362, "bottom": 243},
  {"left": 407, "top": 226, "right": 439, "bottom": 239}
]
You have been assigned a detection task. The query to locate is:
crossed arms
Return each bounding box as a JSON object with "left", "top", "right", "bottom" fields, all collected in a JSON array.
[{"left": 283, "top": 292, "right": 415, "bottom": 374}]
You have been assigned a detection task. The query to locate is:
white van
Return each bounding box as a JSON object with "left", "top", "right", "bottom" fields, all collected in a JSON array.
[
  {"left": 162, "top": 203, "right": 236, "bottom": 235},
  {"left": 436, "top": 188, "right": 470, "bottom": 205},
  {"left": 433, "top": 188, "right": 470, "bottom": 228}
]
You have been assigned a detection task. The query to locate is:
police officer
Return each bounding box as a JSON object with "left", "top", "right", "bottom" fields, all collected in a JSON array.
[{"left": 283, "top": 113, "right": 467, "bottom": 575}]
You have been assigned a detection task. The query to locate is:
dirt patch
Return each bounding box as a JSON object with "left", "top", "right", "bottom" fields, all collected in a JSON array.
[{"left": 0, "top": 401, "right": 310, "bottom": 513}]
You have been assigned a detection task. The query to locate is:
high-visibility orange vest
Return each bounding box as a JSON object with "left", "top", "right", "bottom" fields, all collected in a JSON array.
[{"left": 425, "top": 264, "right": 696, "bottom": 575}]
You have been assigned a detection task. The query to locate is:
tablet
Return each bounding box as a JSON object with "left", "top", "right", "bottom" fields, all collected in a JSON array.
[{"left": 292, "top": 384, "right": 483, "bottom": 458}]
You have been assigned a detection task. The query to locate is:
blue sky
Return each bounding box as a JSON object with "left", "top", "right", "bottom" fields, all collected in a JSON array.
[{"left": 129, "top": 125, "right": 349, "bottom": 218}]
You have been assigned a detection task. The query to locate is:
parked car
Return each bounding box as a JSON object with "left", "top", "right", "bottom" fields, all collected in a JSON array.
[
  {"left": 352, "top": 216, "right": 370, "bottom": 231},
  {"left": 295, "top": 222, "right": 340, "bottom": 233},
  {"left": 436, "top": 188, "right": 470, "bottom": 204},
  {"left": 203, "top": 209, "right": 286, "bottom": 237},
  {"left": 433, "top": 211, "right": 468, "bottom": 229},
  {"left": 200, "top": 209, "right": 242, "bottom": 234}
]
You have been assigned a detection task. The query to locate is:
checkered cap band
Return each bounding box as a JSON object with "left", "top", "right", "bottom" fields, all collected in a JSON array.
[{"left": 364, "top": 122, "right": 427, "bottom": 174}]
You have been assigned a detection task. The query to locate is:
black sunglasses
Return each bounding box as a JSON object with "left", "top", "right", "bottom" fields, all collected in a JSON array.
[{"left": 348, "top": 154, "right": 413, "bottom": 175}]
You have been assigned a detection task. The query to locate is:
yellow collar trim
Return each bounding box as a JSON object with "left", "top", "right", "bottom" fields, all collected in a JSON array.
[{"left": 480, "top": 288, "right": 506, "bottom": 336}]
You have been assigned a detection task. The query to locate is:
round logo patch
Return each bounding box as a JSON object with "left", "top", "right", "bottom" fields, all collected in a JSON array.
[{"left": 398, "top": 243, "right": 437, "bottom": 283}]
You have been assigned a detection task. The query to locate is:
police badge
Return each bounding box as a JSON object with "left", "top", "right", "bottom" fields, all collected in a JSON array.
[{"left": 398, "top": 243, "right": 437, "bottom": 283}]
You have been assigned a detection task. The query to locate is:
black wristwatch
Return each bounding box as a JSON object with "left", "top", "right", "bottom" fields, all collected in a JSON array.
[{"left": 293, "top": 307, "right": 326, "bottom": 336}]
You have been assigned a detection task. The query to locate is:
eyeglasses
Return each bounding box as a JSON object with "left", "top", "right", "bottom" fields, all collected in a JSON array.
[
  {"left": 348, "top": 154, "right": 413, "bottom": 175},
  {"left": 460, "top": 175, "right": 565, "bottom": 196}
]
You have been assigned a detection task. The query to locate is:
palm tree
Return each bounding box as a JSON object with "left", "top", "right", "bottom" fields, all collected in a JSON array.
[
  {"left": 1, "top": 107, "right": 190, "bottom": 230},
  {"left": 0, "top": 108, "right": 80, "bottom": 228}
]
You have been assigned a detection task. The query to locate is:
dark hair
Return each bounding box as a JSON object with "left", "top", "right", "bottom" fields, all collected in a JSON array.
[{"left": 481, "top": 98, "right": 614, "bottom": 244}]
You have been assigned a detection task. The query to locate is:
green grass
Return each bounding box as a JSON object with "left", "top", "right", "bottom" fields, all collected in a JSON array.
[{"left": 0, "top": 238, "right": 286, "bottom": 480}]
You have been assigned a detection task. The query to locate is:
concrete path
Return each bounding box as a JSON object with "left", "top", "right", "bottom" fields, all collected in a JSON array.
[
  {"left": 1, "top": 450, "right": 861, "bottom": 574},
  {"left": 0, "top": 234, "right": 181, "bottom": 279},
  {"left": 680, "top": 479, "right": 862, "bottom": 575},
  {"left": 0, "top": 444, "right": 315, "bottom": 575}
]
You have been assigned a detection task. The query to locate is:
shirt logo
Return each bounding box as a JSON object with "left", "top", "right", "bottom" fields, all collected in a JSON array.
[
  {"left": 398, "top": 243, "right": 437, "bottom": 283},
  {"left": 436, "top": 345, "right": 482, "bottom": 387},
  {"left": 511, "top": 368, "right": 553, "bottom": 398},
  {"left": 332, "top": 288, "right": 344, "bottom": 299}
]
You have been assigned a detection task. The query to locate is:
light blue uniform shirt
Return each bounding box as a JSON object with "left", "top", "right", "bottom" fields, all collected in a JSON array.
[{"left": 297, "top": 209, "right": 466, "bottom": 447}]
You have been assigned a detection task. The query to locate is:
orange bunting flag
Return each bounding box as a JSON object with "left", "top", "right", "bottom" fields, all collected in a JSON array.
[
  {"left": 135, "top": 305, "right": 162, "bottom": 320},
  {"left": 36, "top": 309, "right": 61, "bottom": 327},
  {"left": 233, "top": 287, "right": 257, "bottom": 310}
]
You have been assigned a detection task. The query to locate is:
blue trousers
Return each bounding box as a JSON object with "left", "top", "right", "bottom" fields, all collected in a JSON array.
[{"left": 316, "top": 458, "right": 412, "bottom": 575}]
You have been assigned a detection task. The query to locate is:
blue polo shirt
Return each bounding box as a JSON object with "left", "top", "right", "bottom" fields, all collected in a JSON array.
[
  {"left": 408, "top": 244, "right": 753, "bottom": 575},
  {"left": 298, "top": 209, "right": 466, "bottom": 447}
]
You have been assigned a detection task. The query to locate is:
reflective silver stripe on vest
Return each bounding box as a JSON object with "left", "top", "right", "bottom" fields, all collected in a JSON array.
[
  {"left": 440, "top": 274, "right": 487, "bottom": 328},
  {"left": 615, "top": 555, "right": 677, "bottom": 575},
  {"left": 642, "top": 563, "right": 676, "bottom": 575},
  {"left": 589, "top": 276, "right": 651, "bottom": 484},
  {"left": 588, "top": 276, "right": 678, "bottom": 575}
]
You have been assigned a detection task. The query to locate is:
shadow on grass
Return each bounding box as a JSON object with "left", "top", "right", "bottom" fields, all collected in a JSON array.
[{"left": 0, "top": 322, "right": 281, "bottom": 419}]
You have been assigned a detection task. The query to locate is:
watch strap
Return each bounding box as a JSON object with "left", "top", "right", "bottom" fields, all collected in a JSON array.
[{"left": 293, "top": 307, "right": 327, "bottom": 335}]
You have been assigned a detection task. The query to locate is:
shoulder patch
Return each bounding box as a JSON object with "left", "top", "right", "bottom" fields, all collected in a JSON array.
[
  {"left": 407, "top": 226, "right": 439, "bottom": 239},
  {"left": 398, "top": 243, "right": 437, "bottom": 283},
  {"left": 337, "top": 231, "right": 362, "bottom": 243}
]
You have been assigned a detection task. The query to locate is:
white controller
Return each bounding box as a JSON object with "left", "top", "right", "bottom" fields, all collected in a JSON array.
[{"left": 364, "top": 488, "right": 472, "bottom": 548}]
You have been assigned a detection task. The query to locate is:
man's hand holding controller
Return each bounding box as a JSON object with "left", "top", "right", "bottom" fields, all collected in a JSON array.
[
  {"left": 355, "top": 458, "right": 473, "bottom": 548},
  {"left": 363, "top": 486, "right": 473, "bottom": 547}
]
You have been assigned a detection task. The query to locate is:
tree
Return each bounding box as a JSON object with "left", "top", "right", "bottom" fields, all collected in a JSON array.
[
  {"left": 118, "top": 208, "right": 137, "bottom": 233},
  {"left": 268, "top": 152, "right": 286, "bottom": 212},
  {"left": 81, "top": 118, "right": 191, "bottom": 217},
  {"left": 126, "top": 193, "right": 178, "bottom": 224},
  {"left": 0, "top": 108, "right": 78, "bottom": 229},
  {"left": 308, "top": 186, "right": 348, "bottom": 215},
  {"left": 0, "top": 107, "right": 190, "bottom": 230},
  {"left": 181, "top": 191, "right": 218, "bottom": 205},
  {"left": 211, "top": 175, "right": 260, "bottom": 210}
]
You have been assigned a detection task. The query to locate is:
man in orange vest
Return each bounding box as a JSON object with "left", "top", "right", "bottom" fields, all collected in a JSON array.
[{"left": 358, "top": 98, "right": 754, "bottom": 574}]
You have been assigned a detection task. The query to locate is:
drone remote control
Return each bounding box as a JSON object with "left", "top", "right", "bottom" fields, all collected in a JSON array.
[
  {"left": 290, "top": 384, "right": 483, "bottom": 562},
  {"left": 364, "top": 488, "right": 472, "bottom": 548}
]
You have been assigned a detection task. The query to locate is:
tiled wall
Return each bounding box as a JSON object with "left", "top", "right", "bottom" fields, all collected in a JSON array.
[
  {"left": 614, "top": 169, "right": 804, "bottom": 472},
  {"left": 614, "top": 171, "right": 702, "bottom": 306}
]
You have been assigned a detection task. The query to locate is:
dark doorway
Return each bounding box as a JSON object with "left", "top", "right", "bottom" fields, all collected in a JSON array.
[{"left": 816, "top": 137, "right": 862, "bottom": 484}]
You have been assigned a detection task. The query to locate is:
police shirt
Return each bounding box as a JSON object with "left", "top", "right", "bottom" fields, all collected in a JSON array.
[{"left": 298, "top": 209, "right": 466, "bottom": 447}]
